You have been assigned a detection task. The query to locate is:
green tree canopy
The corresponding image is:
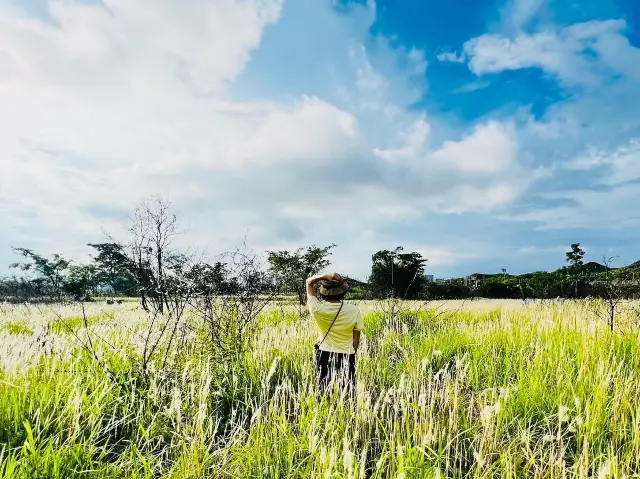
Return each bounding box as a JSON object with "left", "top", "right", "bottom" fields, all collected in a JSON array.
[
  {"left": 368, "top": 247, "right": 427, "bottom": 299},
  {"left": 9, "top": 247, "right": 71, "bottom": 300},
  {"left": 565, "top": 243, "right": 587, "bottom": 298},
  {"left": 88, "top": 242, "right": 139, "bottom": 296},
  {"left": 566, "top": 243, "right": 585, "bottom": 269},
  {"left": 267, "top": 244, "right": 336, "bottom": 305}
]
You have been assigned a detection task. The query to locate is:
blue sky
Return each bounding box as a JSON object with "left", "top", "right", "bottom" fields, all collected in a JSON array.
[{"left": 1, "top": 0, "right": 640, "bottom": 280}]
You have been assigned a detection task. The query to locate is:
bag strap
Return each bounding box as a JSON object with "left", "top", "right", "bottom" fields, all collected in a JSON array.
[{"left": 317, "top": 301, "right": 344, "bottom": 348}]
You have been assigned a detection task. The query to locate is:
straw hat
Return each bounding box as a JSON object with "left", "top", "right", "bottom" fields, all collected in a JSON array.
[{"left": 318, "top": 278, "right": 350, "bottom": 296}]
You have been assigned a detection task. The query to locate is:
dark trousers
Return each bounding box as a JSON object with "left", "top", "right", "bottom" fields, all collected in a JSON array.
[{"left": 314, "top": 349, "right": 356, "bottom": 396}]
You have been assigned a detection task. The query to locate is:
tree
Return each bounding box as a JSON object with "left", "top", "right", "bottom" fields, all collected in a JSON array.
[
  {"left": 267, "top": 244, "right": 336, "bottom": 305},
  {"left": 88, "top": 242, "right": 138, "bottom": 296},
  {"left": 9, "top": 248, "right": 71, "bottom": 300},
  {"left": 565, "top": 243, "right": 586, "bottom": 298},
  {"left": 566, "top": 243, "right": 585, "bottom": 268},
  {"left": 369, "top": 247, "right": 427, "bottom": 299},
  {"left": 89, "top": 198, "right": 251, "bottom": 308},
  {"left": 64, "top": 263, "right": 100, "bottom": 300},
  {"left": 423, "top": 279, "right": 471, "bottom": 300},
  {"left": 87, "top": 197, "right": 184, "bottom": 311},
  {"left": 589, "top": 256, "right": 639, "bottom": 332},
  {"left": 0, "top": 275, "right": 47, "bottom": 303},
  {"left": 182, "top": 260, "right": 233, "bottom": 296},
  {"left": 475, "top": 277, "right": 521, "bottom": 299},
  {"left": 128, "top": 196, "right": 179, "bottom": 313},
  {"left": 522, "top": 271, "right": 563, "bottom": 299}
]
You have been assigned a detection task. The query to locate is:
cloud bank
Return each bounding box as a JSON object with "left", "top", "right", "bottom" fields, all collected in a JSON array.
[{"left": 0, "top": 0, "right": 547, "bottom": 278}]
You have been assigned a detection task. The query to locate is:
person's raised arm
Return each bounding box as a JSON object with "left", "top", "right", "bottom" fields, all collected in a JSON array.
[{"left": 306, "top": 272, "right": 342, "bottom": 298}]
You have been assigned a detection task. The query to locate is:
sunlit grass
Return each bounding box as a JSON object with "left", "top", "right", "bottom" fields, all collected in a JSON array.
[
  {"left": 1, "top": 321, "right": 33, "bottom": 336},
  {"left": 0, "top": 299, "right": 639, "bottom": 477}
]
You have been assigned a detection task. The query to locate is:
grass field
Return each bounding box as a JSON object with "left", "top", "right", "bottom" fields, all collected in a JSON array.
[{"left": 1, "top": 299, "right": 639, "bottom": 478}]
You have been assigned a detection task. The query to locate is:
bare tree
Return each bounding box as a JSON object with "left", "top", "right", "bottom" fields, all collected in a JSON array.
[
  {"left": 129, "top": 195, "right": 178, "bottom": 313},
  {"left": 40, "top": 196, "right": 196, "bottom": 385},
  {"left": 590, "top": 256, "right": 636, "bottom": 332}
]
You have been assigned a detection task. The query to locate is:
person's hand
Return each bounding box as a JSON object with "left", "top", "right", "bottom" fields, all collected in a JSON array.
[{"left": 321, "top": 272, "right": 342, "bottom": 282}]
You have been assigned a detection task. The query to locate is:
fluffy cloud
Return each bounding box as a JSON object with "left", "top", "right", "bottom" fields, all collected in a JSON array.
[
  {"left": 0, "top": 0, "right": 284, "bottom": 92},
  {"left": 222, "top": 97, "right": 362, "bottom": 168},
  {"left": 564, "top": 140, "right": 640, "bottom": 186},
  {"left": 502, "top": 138, "right": 640, "bottom": 231},
  {"left": 436, "top": 51, "right": 465, "bottom": 63},
  {"left": 373, "top": 117, "right": 430, "bottom": 162},
  {"left": 431, "top": 121, "right": 516, "bottom": 175},
  {"left": 374, "top": 119, "right": 545, "bottom": 214},
  {"left": 463, "top": 19, "right": 635, "bottom": 87},
  {"left": 500, "top": 0, "right": 547, "bottom": 32},
  {"left": 507, "top": 183, "right": 640, "bottom": 230},
  {"left": 439, "top": 0, "right": 640, "bottom": 244}
]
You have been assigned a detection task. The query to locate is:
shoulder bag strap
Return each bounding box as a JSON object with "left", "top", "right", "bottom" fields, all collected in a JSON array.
[{"left": 317, "top": 301, "right": 344, "bottom": 348}]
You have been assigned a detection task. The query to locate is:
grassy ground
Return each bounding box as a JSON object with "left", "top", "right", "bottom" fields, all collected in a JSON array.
[{"left": 0, "top": 299, "right": 639, "bottom": 478}]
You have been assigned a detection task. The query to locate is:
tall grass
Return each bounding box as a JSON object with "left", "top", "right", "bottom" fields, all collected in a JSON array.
[{"left": 0, "top": 300, "right": 639, "bottom": 478}]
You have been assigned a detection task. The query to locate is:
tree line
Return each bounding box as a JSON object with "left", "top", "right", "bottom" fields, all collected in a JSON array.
[
  {"left": 2, "top": 198, "right": 639, "bottom": 305},
  {"left": 2, "top": 198, "right": 271, "bottom": 308}
]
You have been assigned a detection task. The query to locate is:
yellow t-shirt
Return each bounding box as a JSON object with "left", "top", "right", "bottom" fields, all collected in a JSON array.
[{"left": 308, "top": 296, "right": 364, "bottom": 354}]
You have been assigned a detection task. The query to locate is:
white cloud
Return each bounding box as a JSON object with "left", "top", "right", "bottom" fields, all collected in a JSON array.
[
  {"left": 459, "top": 4, "right": 640, "bottom": 236},
  {"left": 372, "top": 120, "right": 545, "bottom": 215},
  {"left": 0, "top": 0, "right": 286, "bottom": 255},
  {"left": 506, "top": 139, "right": 640, "bottom": 229},
  {"left": 563, "top": 140, "right": 640, "bottom": 186},
  {"left": 437, "top": 51, "right": 465, "bottom": 63},
  {"left": 431, "top": 183, "right": 519, "bottom": 214},
  {"left": 0, "top": 0, "right": 283, "bottom": 93},
  {"left": 373, "top": 117, "right": 430, "bottom": 162},
  {"left": 452, "top": 80, "right": 492, "bottom": 94},
  {"left": 407, "top": 48, "right": 428, "bottom": 75},
  {"left": 504, "top": 138, "right": 640, "bottom": 231},
  {"left": 501, "top": 0, "right": 547, "bottom": 33},
  {"left": 352, "top": 44, "right": 390, "bottom": 112},
  {"left": 463, "top": 19, "right": 635, "bottom": 87},
  {"left": 431, "top": 121, "right": 516, "bottom": 175},
  {"left": 508, "top": 183, "right": 640, "bottom": 230},
  {"left": 222, "top": 96, "right": 361, "bottom": 168},
  {"left": 374, "top": 119, "right": 520, "bottom": 176}
]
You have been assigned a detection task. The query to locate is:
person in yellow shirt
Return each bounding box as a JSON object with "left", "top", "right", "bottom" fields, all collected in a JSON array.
[{"left": 306, "top": 272, "right": 364, "bottom": 396}]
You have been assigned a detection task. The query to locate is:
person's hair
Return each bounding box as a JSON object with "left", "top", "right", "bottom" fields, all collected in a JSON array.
[{"left": 321, "top": 292, "right": 346, "bottom": 301}]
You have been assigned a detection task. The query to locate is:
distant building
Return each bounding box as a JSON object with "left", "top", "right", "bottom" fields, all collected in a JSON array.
[{"left": 425, "top": 274, "right": 434, "bottom": 281}]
